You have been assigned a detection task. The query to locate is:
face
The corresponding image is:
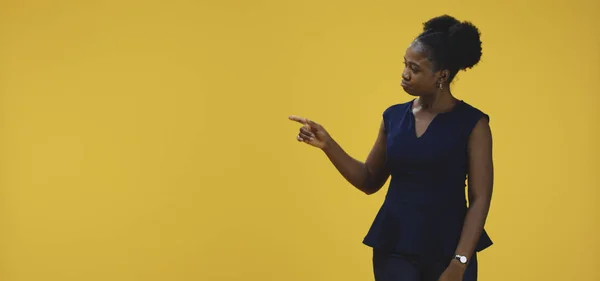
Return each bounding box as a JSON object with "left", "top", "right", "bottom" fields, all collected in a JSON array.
[{"left": 400, "top": 41, "right": 445, "bottom": 96}]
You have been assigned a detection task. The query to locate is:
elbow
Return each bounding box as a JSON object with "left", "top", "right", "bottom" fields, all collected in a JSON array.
[
  {"left": 363, "top": 189, "right": 376, "bottom": 195},
  {"left": 360, "top": 170, "right": 380, "bottom": 195},
  {"left": 469, "top": 195, "right": 492, "bottom": 211},
  {"left": 360, "top": 172, "right": 388, "bottom": 195},
  {"left": 468, "top": 184, "right": 493, "bottom": 207},
  {"left": 361, "top": 183, "right": 382, "bottom": 195}
]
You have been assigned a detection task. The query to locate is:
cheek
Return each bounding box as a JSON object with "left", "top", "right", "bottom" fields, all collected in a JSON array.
[{"left": 412, "top": 75, "right": 433, "bottom": 89}]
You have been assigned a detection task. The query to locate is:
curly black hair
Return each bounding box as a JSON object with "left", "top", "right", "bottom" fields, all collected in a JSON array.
[{"left": 415, "top": 15, "right": 482, "bottom": 82}]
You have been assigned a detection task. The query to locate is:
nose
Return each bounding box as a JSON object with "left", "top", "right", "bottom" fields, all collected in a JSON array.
[{"left": 401, "top": 68, "right": 410, "bottom": 81}]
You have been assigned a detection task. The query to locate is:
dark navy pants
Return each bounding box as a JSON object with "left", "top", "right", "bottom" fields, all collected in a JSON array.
[{"left": 372, "top": 249, "right": 478, "bottom": 281}]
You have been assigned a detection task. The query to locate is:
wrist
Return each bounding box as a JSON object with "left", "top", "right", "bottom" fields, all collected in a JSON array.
[
  {"left": 450, "top": 258, "right": 468, "bottom": 270},
  {"left": 321, "top": 138, "right": 336, "bottom": 152},
  {"left": 450, "top": 254, "right": 469, "bottom": 270}
]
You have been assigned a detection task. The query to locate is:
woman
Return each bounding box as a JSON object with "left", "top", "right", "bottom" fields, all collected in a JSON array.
[{"left": 289, "top": 15, "right": 493, "bottom": 281}]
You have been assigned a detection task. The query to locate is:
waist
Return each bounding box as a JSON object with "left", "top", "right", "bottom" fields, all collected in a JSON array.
[
  {"left": 389, "top": 170, "right": 466, "bottom": 187},
  {"left": 385, "top": 184, "right": 467, "bottom": 208}
]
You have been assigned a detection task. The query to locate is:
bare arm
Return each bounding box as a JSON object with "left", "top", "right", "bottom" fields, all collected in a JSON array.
[
  {"left": 290, "top": 115, "right": 390, "bottom": 195},
  {"left": 454, "top": 117, "right": 494, "bottom": 262},
  {"left": 322, "top": 120, "right": 390, "bottom": 194}
]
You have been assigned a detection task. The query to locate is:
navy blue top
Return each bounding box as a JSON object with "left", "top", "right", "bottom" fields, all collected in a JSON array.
[{"left": 362, "top": 99, "right": 493, "bottom": 258}]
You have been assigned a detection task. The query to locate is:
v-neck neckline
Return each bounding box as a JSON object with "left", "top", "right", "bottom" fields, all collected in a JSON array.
[
  {"left": 409, "top": 98, "right": 463, "bottom": 139},
  {"left": 413, "top": 113, "right": 438, "bottom": 139}
]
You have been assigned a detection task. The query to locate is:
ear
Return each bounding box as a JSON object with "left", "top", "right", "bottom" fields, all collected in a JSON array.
[{"left": 438, "top": 69, "right": 450, "bottom": 84}]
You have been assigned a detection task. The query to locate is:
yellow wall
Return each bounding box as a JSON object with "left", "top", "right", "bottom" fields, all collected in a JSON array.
[{"left": 1, "top": 0, "right": 598, "bottom": 280}]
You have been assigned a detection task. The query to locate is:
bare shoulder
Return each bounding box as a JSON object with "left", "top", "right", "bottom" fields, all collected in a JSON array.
[{"left": 468, "top": 116, "right": 493, "bottom": 160}]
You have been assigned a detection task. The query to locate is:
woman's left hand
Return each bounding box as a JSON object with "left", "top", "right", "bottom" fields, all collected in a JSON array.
[{"left": 438, "top": 260, "right": 466, "bottom": 281}]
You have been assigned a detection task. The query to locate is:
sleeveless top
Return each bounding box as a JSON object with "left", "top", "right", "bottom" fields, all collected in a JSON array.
[{"left": 362, "top": 99, "right": 493, "bottom": 258}]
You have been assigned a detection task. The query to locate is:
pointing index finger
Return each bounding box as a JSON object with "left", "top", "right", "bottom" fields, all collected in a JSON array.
[{"left": 288, "top": 115, "right": 308, "bottom": 124}]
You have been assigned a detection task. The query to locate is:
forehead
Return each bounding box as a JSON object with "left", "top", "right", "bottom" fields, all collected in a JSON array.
[{"left": 404, "top": 42, "right": 432, "bottom": 67}]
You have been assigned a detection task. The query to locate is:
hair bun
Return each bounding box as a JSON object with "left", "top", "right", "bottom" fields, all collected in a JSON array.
[
  {"left": 448, "top": 21, "right": 482, "bottom": 70},
  {"left": 422, "top": 15, "right": 460, "bottom": 34},
  {"left": 415, "top": 15, "right": 483, "bottom": 81}
]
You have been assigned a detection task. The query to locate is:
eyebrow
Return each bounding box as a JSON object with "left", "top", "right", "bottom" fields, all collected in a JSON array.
[{"left": 404, "top": 58, "right": 421, "bottom": 68}]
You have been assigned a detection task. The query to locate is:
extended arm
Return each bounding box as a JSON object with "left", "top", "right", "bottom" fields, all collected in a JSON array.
[{"left": 322, "top": 120, "right": 390, "bottom": 195}]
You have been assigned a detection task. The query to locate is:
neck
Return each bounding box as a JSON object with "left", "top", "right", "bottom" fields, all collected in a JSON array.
[{"left": 417, "top": 90, "right": 457, "bottom": 113}]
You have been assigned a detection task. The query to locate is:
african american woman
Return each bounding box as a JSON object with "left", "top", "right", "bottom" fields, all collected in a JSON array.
[{"left": 289, "top": 15, "right": 494, "bottom": 281}]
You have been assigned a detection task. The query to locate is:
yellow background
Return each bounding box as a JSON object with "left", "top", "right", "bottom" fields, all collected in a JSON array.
[{"left": 1, "top": 0, "right": 598, "bottom": 280}]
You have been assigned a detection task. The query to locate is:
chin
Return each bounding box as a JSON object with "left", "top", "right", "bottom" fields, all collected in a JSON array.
[{"left": 402, "top": 87, "right": 421, "bottom": 97}]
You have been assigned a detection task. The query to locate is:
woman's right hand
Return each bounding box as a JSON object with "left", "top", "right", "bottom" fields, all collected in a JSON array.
[
  {"left": 288, "top": 115, "right": 390, "bottom": 194},
  {"left": 288, "top": 115, "right": 333, "bottom": 150}
]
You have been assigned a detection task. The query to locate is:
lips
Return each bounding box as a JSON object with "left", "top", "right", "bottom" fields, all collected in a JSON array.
[{"left": 401, "top": 81, "right": 411, "bottom": 88}]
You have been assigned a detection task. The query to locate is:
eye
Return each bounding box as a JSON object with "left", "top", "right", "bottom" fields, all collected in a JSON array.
[{"left": 403, "top": 61, "right": 420, "bottom": 74}]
